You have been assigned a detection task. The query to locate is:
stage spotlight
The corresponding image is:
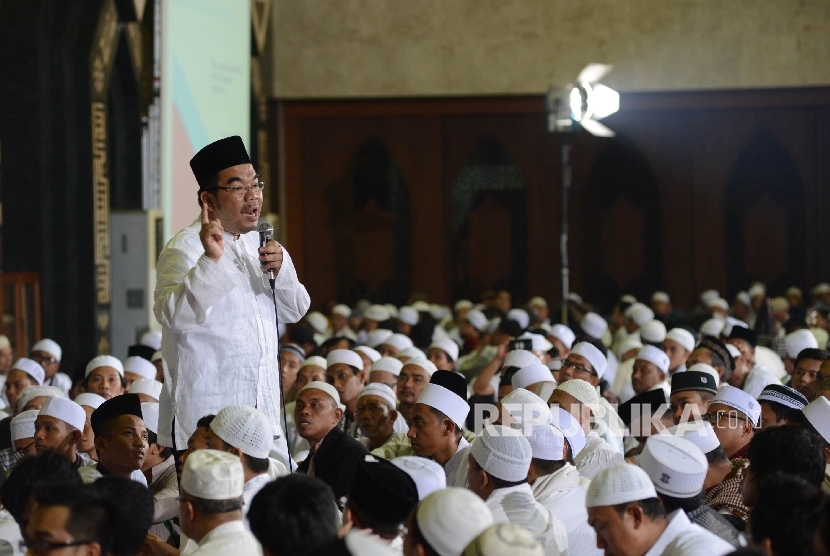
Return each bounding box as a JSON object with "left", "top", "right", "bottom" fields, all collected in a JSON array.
[{"left": 547, "top": 63, "right": 619, "bottom": 137}]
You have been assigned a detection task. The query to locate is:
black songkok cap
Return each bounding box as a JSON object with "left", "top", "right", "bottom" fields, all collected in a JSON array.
[
  {"left": 728, "top": 326, "right": 757, "bottom": 348},
  {"left": 91, "top": 394, "right": 143, "bottom": 436},
  {"left": 617, "top": 388, "right": 668, "bottom": 427},
  {"left": 430, "top": 370, "right": 468, "bottom": 402},
  {"left": 347, "top": 455, "right": 419, "bottom": 525},
  {"left": 699, "top": 337, "right": 734, "bottom": 373},
  {"left": 671, "top": 371, "right": 718, "bottom": 396},
  {"left": 189, "top": 136, "right": 251, "bottom": 191},
  {"left": 127, "top": 344, "right": 156, "bottom": 362}
]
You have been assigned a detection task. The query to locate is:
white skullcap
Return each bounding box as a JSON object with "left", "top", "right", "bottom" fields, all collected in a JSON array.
[
  {"left": 299, "top": 381, "right": 346, "bottom": 411},
  {"left": 803, "top": 397, "right": 830, "bottom": 444},
  {"left": 555, "top": 379, "right": 599, "bottom": 407},
  {"left": 580, "top": 312, "right": 608, "bottom": 339},
  {"left": 640, "top": 435, "right": 707, "bottom": 498},
  {"left": 332, "top": 304, "right": 351, "bottom": 318},
  {"left": 528, "top": 296, "right": 547, "bottom": 308},
  {"left": 586, "top": 463, "right": 658, "bottom": 508},
  {"left": 0, "top": 335, "right": 9, "bottom": 350},
  {"left": 370, "top": 357, "right": 404, "bottom": 377},
  {"left": 326, "top": 349, "right": 364, "bottom": 370},
  {"left": 700, "top": 289, "right": 720, "bottom": 305},
  {"left": 616, "top": 336, "right": 644, "bottom": 359},
  {"left": 364, "top": 305, "right": 390, "bottom": 322},
  {"left": 11, "top": 358, "right": 45, "bottom": 385},
  {"left": 699, "top": 318, "right": 725, "bottom": 338},
  {"left": 568, "top": 292, "right": 583, "bottom": 304},
  {"left": 517, "top": 332, "right": 553, "bottom": 352},
  {"left": 708, "top": 297, "right": 729, "bottom": 311},
  {"left": 454, "top": 300, "right": 474, "bottom": 312},
  {"left": 546, "top": 360, "right": 563, "bottom": 371},
  {"left": 686, "top": 363, "right": 721, "bottom": 387},
  {"left": 404, "top": 358, "right": 438, "bottom": 376},
  {"left": 211, "top": 405, "right": 272, "bottom": 458},
  {"left": 140, "top": 330, "right": 162, "bottom": 350},
  {"left": 506, "top": 309, "right": 530, "bottom": 330},
  {"left": 503, "top": 349, "right": 540, "bottom": 369},
  {"left": 620, "top": 294, "right": 637, "bottom": 304},
  {"left": 726, "top": 344, "right": 741, "bottom": 359},
  {"left": 548, "top": 324, "right": 575, "bottom": 349},
  {"left": 353, "top": 345, "right": 381, "bottom": 363},
  {"left": 511, "top": 364, "right": 555, "bottom": 390},
  {"left": 526, "top": 423, "right": 566, "bottom": 462},
  {"left": 417, "top": 488, "right": 494, "bottom": 556},
  {"left": 382, "top": 333, "right": 414, "bottom": 352},
  {"left": 470, "top": 425, "right": 532, "bottom": 482},
  {"left": 140, "top": 402, "right": 160, "bottom": 434},
  {"left": 392, "top": 456, "right": 446, "bottom": 500},
  {"left": 551, "top": 406, "right": 586, "bottom": 455},
  {"left": 570, "top": 342, "right": 607, "bottom": 378},
  {"left": 770, "top": 297, "right": 789, "bottom": 314},
  {"left": 181, "top": 449, "right": 244, "bottom": 500},
  {"left": 787, "top": 286, "right": 803, "bottom": 298},
  {"left": 500, "top": 388, "right": 552, "bottom": 427},
  {"left": 748, "top": 284, "right": 766, "bottom": 298},
  {"left": 74, "top": 393, "right": 106, "bottom": 410},
  {"left": 151, "top": 350, "right": 162, "bottom": 362},
  {"left": 412, "top": 301, "right": 431, "bottom": 313},
  {"left": 640, "top": 320, "right": 667, "bottom": 344},
  {"left": 398, "top": 306, "right": 419, "bottom": 326},
  {"left": 736, "top": 291, "right": 751, "bottom": 307},
  {"left": 635, "top": 345, "right": 670, "bottom": 374},
  {"left": 32, "top": 339, "right": 62, "bottom": 361},
  {"left": 430, "top": 338, "right": 460, "bottom": 361},
  {"left": 300, "top": 355, "right": 328, "bottom": 369},
  {"left": 785, "top": 329, "right": 819, "bottom": 359},
  {"left": 123, "top": 356, "right": 156, "bottom": 381},
  {"left": 466, "top": 309, "right": 489, "bottom": 333},
  {"left": 712, "top": 384, "right": 760, "bottom": 425},
  {"left": 17, "top": 386, "right": 65, "bottom": 411},
  {"left": 366, "top": 329, "right": 393, "bottom": 348},
  {"left": 385, "top": 304, "right": 400, "bottom": 319},
  {"left": 430, "top": 304, "right": 449, "bottom": 322},
  {"left": 464, "top": 523, "right": 544, "bottom": 556},
  {"left": 85, "top": 356, "right": 124, "bottom": 377},
  {"left": 722, "top": 317, "right": 747, "bottom": 338},
  {"left": 812, "top": 283, "right": 830, "bottom": 296},
  {"left": 666, "top": 421, "right": 720, "bottom": 454},
  {"left": 416, "top": 383, "right": 469, "bottom": 427},
  {"left": 11, "top": 410, "right": 39, "bottom": 441},
  {"left": 666, "top": 329, "right": 695, "bottom": 353},
  {"left": 306, "top": 311, "right": 328, "bottom": 334},
  {"left": 358, "top": 383, "right": 397, "bottom": 409},
  {"left": 399, "top": 346, "right": 427, "bottom": 360},
  {"left": 628, "top": 304, "right": 655, "bottom": 327},
  {"left": 651, "top": 292, "right": 670, "bottom": 304},
  {"left": 39, "top": 397, "right": 86, "bottom": 431},
  {"left": 128, "top": 378, "right": 163, "bottom": 401}
]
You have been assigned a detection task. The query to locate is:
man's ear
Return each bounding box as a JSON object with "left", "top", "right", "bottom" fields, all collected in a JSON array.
[
  {"left": 334, "top": 407, "right": 344, "bottom": 424},
  {"left": 228, "top": 446, "right": 243, "bottom": 459},
  {"left": 389, "top": 409, "right": 398, "bottom": 423},
  {"left": 94, "top": 436, "right": 106, "bottom": 454},
  {"left": 357, "top": 370, "right": 366, "bottom": 385},
  {"left": 68, "top": 429, "right": 82, "bottom": 446},
  {"left": 199, "top": 190, "right": 214, "bottom": 210},
  {"left": 628, "top": 503, "right": 646, "bottom": 529},
  {"left": 823, "top": 446, "right": 830, "bottom": 464}
]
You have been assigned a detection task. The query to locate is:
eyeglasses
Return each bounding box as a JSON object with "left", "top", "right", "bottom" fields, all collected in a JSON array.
[
  {"left": 30, "top": 354, "right": 58, "bottom": 365},
  {"left": 13, "top": 441, "right": 34, "bottom": 458},
  {"left": 561, "top": 360, "right": 597, "bottom": 377},
  {"left": 702, "top": 410, "right": 751, "bottom": 427},
  {"left": 26, "top": 539, "right": 93, "bottom": 555},
  {"left": 210, "top": 181, "right": 265, "bottom": 197}
]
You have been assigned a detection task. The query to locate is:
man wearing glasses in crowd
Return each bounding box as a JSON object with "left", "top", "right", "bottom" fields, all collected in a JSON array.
[
  {"left": 701, "top": 384, "right": 760, "bottom": 459},
  {"left": 154, "top": 136, "right": 310, "bottom": 464}
]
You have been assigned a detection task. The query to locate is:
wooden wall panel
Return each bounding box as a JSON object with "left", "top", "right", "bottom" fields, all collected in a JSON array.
[{"left": 277, "top": 88, "right": 830, "bottom": 313}]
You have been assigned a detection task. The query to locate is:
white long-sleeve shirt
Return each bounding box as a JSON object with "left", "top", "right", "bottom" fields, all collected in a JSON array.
[
  {"left": 645, "top": 510, "right": 732, "bottom": 556},
  {"left": 154, "top": 219, "right": 310, "bottom": 449},
  {"left": 486, "top": 483, "right": 569, "bottom": 556}
]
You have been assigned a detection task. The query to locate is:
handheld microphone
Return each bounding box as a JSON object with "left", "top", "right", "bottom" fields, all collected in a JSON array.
[{"left": 258, "top": 223, "right": 276, "bottom": 289}]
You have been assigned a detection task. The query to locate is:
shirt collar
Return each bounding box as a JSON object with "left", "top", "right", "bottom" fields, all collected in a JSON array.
[
  {"left": 645, "top": 510, "right": 689, "bottom": 556},
  {"left": 150, "top": 455, "right": 176, "bottom": 484}
]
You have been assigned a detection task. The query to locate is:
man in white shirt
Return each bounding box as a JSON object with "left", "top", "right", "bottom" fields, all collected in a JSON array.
[
  {"left": 154, "top": 136, "right": 310, "bottom": 458},
  {"left": 467, "top": 425, "right": 568, "bottom": 555},
  {"left": 205, "top": 405, "right": 282, "bottom": 525},
  {"left": 586, "top": 463, "right": 732, "bottom": 556},
  {"left": 178, "top": 449, "right": 262, "bottom": 555}
]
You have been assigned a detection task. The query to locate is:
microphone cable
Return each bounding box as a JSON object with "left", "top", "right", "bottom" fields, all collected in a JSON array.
[{"left": 271, "top": 283, "right": 294, "bottom": 473}]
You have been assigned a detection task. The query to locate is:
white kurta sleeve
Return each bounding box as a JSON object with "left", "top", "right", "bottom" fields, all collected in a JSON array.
[{"left": 154, "top": 246, "right": 238, "bottom": 334}]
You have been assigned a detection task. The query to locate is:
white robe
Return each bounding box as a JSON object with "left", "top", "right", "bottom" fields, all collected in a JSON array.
[
  {"left": 644, "top": 510, "right": 732, "bottom": 556},
  {"left": 154, "top": 219, "right": 310, "bottom": 449},
  {"left": 486, "top": 483, "right": 569, "bottom": 556},
  {"left": 532, "top": 464, "right": 602, "bottom": 556},
  {"left": 574, "top": 431, "right": 624, "bottom": 480},
  {"left": 742, "top": 364, "right": 780, "bottom": 399},
  {"left": 182, "top": 521, "right": 262, "bottom": 556}
]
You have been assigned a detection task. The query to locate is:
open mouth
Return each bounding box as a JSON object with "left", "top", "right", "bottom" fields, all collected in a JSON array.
[{"left": 242, "top": 205, "right": 259, "bottom": 219}]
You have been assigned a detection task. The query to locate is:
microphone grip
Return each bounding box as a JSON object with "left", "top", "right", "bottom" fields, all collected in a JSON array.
[{"left": 259, "top": 230, "right": 276, "bottom": 289}]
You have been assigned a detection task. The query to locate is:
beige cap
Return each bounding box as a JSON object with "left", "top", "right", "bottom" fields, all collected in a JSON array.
[{"left": 180, "top": 449, "right": 244, "bottom": 500}]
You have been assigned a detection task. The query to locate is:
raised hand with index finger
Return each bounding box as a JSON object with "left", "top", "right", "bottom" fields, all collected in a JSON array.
[{"left": 199, "top": 201, "right": 225, "bottom": 263}]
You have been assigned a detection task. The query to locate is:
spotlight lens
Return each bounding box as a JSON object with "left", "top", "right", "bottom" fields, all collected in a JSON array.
[{"left": 570, "top": 87, "right": 583, "bottom": 121}]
